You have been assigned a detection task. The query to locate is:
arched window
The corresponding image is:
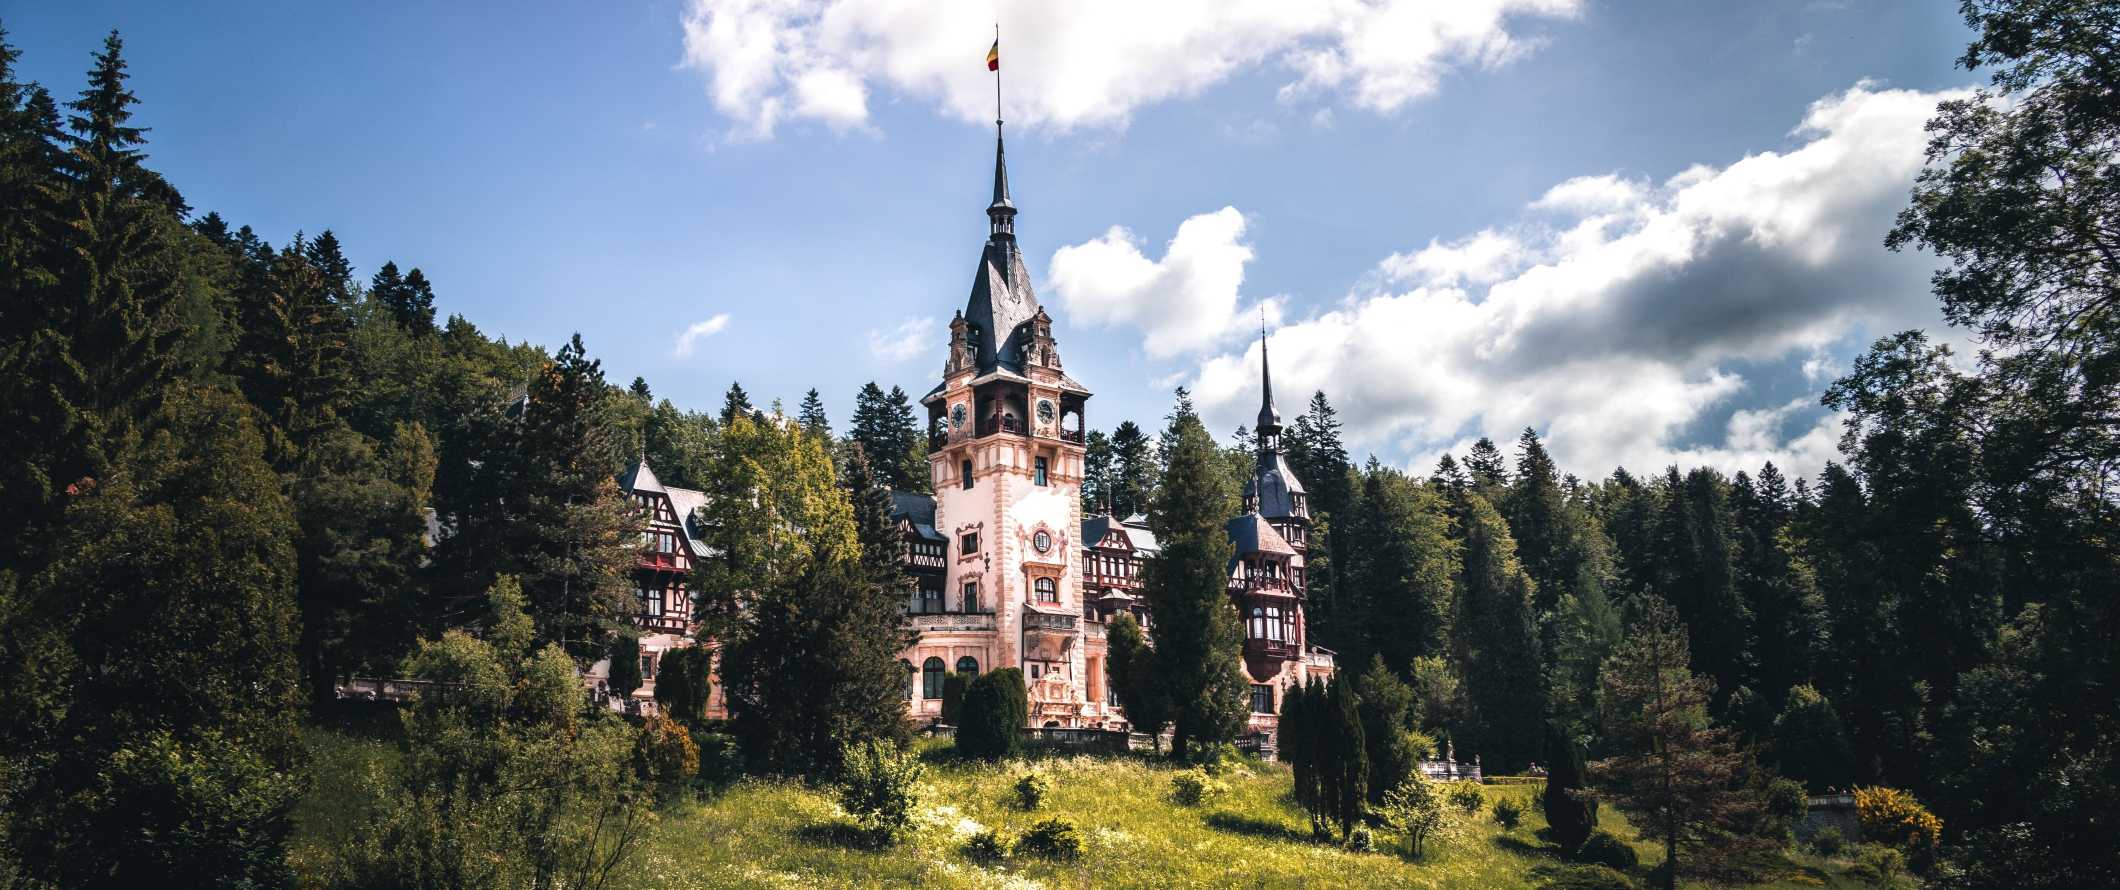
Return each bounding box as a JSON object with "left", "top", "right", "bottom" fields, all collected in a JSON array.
[
  {"left": 901, "top": 660, "right": 915, "bottom": 700},
  {"left": 922, "top": 657, "right": 945, "bottom": 700},
  {"left": 1248, "top": 605, "right": 1286, "bottom": 642},
  {"left": 956, "top": 656, "right": 979, "bottom": 676},
  {"left": 1034, "top": 577, "right": 1058, "bottom": 603}
]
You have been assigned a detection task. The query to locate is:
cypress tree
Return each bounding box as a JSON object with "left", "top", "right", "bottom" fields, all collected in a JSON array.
[
  {"left": 1142, "top": 409, "right": 1248, "bottom": 759},
  {"left": 653, "top": 646, "right": 712, "bottom": 725},
  {"left": 1355, "top": 655, "right": 1419, "bottom": 806},
  {"left": 1281, "top": 678, "right": 1325, "bottom": 834},
  {"left": 1542, "top": 721, "right": 1598, "bottom": 850},
  {"left": 1324, "top": 677, "right": 1369, "bottom": 838},
  {"left": 956, "top": 668, "right": 1029, "bottom": 761},
  {"left": 608, "top": 634, "right": 643, "bottom": 702},
  {"left": 1105, "top": 612, "right": 1171, "bottom": 746}
]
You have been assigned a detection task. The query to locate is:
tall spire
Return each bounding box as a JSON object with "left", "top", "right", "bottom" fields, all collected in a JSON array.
[
  {"left": 1256, "top": 322, "right": 1281, "bottom": 445},
  {"left": 986, "top": 22, "right": 1015, "bottom": 243}
]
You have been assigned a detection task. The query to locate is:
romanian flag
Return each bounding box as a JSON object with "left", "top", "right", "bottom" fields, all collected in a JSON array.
[{"left": 986, "top": 39, "right": 999, "bottom": 71}]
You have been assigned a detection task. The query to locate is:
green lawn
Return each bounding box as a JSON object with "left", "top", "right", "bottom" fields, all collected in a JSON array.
[{"left": 293, "top": 726, "right": 1884, "bottom": 889}]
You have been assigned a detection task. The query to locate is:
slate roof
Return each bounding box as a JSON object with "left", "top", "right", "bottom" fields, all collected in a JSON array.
[
  {"left": 889, "top": 490, "right": 944, "bottom": 542},
  {"left": 1082, "top": 514, "right": 1160, "bottom": 554},
  {"left": 1227, "top": 512, "right": 1297, "bottom": 558},
  {"left": 1244, "top": 451, "right": 1309, "bottom": 522}
]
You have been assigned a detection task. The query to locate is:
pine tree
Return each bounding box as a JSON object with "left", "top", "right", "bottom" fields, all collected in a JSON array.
[
  {"left": 290, "top": 422, "right": 435, "bottom": 706},
  {"left": 505, "top": 334, "right": 643, "bottom": 660},
  {"left": 1081, "top": 429, "right": 1114, "bottom": 514},
  {"left": 1287, "top": 391, "right": 1354, "bottom": 522},
  {"left": 398, "top": 267, "right": 437, "bottom": 334},
  {"left": 885, "top": 385, "right": 928, "bottom": 493},
  {"left": 1590, "top": 597, "right": 1766, "bottom": 889},
  {"left": 849, "top": 382, "right": 923, "bottom": 491},
  {"left": 797, "top": 387, "right": 830, "bottom": 440},
  {"left": 1142, "top": 407, "right": 1248, "bottom": 759},
  {"left": 1732, "top": 463, "right": 1825, "bottom": 714},
  {"left": 1452, "top": 492, "right": 1546, "bottom": 772},
  {"left": 719, "top": 381, "right": 755, "bottom": 425},
  {"left": 1337, "top": 465, "right": 1455, "bottom": 673},
  {"left": 1430, "top": 453, "right": 1470, "bottom": 499},
  {"left": 1653, "top": 467, "right": 1753, "bottom": 715},
  {"left": 1464, "top": 436, "right": 1507, "bottom": 489},
  {"left": 1108, "top": 421, "right": 1154, "bottom": 518}
]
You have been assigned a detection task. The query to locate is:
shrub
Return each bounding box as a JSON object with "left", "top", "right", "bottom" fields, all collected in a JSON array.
[
  {"left": 1849, "top": 843, "right": 1906, "bottom": 886},
  {"left": 1759, "top": 777, "right": 1808, "bottom": 841},
  {"left": 1378, "top": 773, "right": 1459, "bottom": 859},
  {"left": 1448, "top": 785, "right": 1485, "bottom": 814},
  {"left": 1854, "top": 786, "right": 1941, "bottom": 855},
  {"left": 964, "top": 828, "right": 1011, "bottom": 861},
  {"left": 1171, "top": 769, "right": 1226, "bottom": 807},
  {"left": 1574, "top": 831, "right": 1640, "bottom": 871},
  {"left": 1014, "top": 771, "right": 1050, "bottom": 810},
  {"left": 1347, "top": 827, "right": 1374, "bottom": 852},
  {"left": 1534, "top": 864, "right": 1639, "bottom": 890},
  {"left": 1017, "top": 817, "right": 1084, "bottom": 860},
  {"left": 1190, "top": 741, "right": 1243, "bottom": 774},
  {"left": 955, "top": 669, "right": 1028, "bottom": 761},
  {"left": 632, "top": 715, "right": 700, "bottom": 800},
  {"left": 836, "top": 741, "right": 925, "bottom": 846},
  {"left": 692, "top": 731, "right": 743, "bottom": 791},
  {"left": 1809, "top": 825, "right": 1845, "bottom": 857},
  {"left": 1493, "top": 795, "right": 1525, "bottom": 831}
]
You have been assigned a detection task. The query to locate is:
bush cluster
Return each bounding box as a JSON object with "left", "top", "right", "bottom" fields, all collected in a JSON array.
[
  {"left": 836, "top": 741, "right": 925, "bottom": 846},
  {"left": 1854, "top": 786, "right": 1941, "bottom": 854},
  {"left": 1016, "top": 817, "right": 1084, "bottom": 859},
  {"left": 964, "top": 827, "right": 1011, "bottom": 861},
  {"left": 1448, "top": 785, "right": 1485, "bottom": 814},
  {"left": 1171, "top": 769, "right": 1227, "bottom": 807},
  {"left": 1574, "top": 830, "right": 1639, "bottom": 871},
  {"left": 1013, "top": 771, "right": 1050, "bottom": 810},
  {"left": 955, "top": 669, "right": 1028, "bottom": 761},
  {"left": 1492, "top": 795, "right": 1525, "bottom": 831},
  {"left": 1347, "top": 827, "right": 1375, "bottom": 852},
  {"left": 1808, "top": 825, "right": 1845, "bottom": 857},
  {"left": 1534, "top": 863, "right": 1638, "bottom": 890}
]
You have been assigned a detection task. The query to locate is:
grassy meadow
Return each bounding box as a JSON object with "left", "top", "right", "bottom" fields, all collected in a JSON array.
[{"left": 294, "top": 724, "right": 1884, "bottom": 889}]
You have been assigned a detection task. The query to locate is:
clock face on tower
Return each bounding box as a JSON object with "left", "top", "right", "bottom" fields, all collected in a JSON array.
[
  {"left": 951, "top": 404, "right": 966, "bottom": 428},
  {"left": 1032, "top": 530, "right": 1052, "bottom": 554},
  {"left": 1037, "top": 400, "right": 1054, "bottom": 423}
]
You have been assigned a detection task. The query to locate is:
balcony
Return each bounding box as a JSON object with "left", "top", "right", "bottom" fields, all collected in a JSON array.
[
  {"left": 906, "top": 612, "right": 997, "bottom": 633},
  {"left": 976, "top": 414, "right": 1028, "bottom": 438},
  {"left": 1058, "top": 428, "right": 1085, "bottom": 444},
  {"left": 638, "top": 551, "right": 689, "bottom": 572},
  {"left": 1245, "top": 637, "right": 1300, "bottom": 659}
]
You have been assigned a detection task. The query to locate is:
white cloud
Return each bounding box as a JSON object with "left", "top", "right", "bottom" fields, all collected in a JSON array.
[
  {"left": 678, "top": 0, "right": 1580, "bottom": 137},
  {"left": 673, "top": 314, "right": 732, "bottom": 357},
  {"left": 1049, "top": 206, "right": 1276, "bottom": 359},
  {"left": 866, "top": 316, "right": 936, "bottom": 363},
  {"left": 1380, "top": 229, "right": 1529, "bottom": 288},
  {"left": 1188, "top": 83, "right": 1965, "bottom": 480}
]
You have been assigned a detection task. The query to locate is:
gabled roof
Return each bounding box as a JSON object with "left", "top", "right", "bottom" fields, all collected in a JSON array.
[
  {"left": 616, "top": 459, "right": 709, "bottom": 555},
  {"left": 889, "top": 490, "right": 944, "bottom": 542},
  {"left": 618, "top": 459, "right": 664, "bottom": 494}
]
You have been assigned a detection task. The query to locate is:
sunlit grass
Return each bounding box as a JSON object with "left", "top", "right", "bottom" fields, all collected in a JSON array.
[{"left": 294, "top": 726, "right": 1879, "bottom": 889}]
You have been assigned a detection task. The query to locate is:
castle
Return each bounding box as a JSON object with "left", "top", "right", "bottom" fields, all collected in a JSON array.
[{"left": 606, "top": 125, "right": 1333, "bottom": 744}]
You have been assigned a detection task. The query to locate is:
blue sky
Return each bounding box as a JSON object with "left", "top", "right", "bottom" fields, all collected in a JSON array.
[{"left": 10, "top": 1, "right": 1978, "bottom": 480}]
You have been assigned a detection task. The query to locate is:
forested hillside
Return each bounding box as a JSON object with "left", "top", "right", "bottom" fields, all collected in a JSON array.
[{"left": 1, "top": 3, "right": 2115, "bottom": 887}]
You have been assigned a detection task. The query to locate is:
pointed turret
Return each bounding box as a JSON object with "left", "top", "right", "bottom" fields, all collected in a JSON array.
[
  {"left": 987, "top": 124, "right": 1016, "bottom": 243},
  {"left": 1256, "top": 329, "right": 1282, "bottom": 447}
]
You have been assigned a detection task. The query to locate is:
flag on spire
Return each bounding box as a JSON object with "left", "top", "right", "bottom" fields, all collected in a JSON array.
[{"left": 986, "top": 39, "right": 999, "bottom": 71}]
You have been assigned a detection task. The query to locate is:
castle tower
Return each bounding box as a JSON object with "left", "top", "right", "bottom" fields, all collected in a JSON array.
[{"left": 916, "top": 122, "right": 1096, "bottom": 726}]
